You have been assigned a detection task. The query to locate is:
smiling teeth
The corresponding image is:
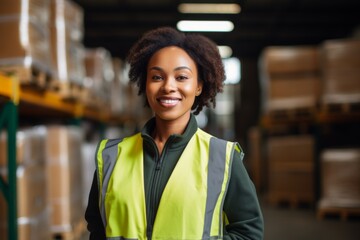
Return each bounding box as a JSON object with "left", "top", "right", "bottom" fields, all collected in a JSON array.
[{"left": 161, "top": 99, "right": 178, "bottom": 104}]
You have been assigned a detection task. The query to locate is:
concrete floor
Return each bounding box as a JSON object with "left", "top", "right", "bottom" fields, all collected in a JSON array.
[
  {"left": 261, "top": 199, "right": 360, "bottom": 240},
  {"left": 80, "top": 200, "right": 360, "bottom": 240}
]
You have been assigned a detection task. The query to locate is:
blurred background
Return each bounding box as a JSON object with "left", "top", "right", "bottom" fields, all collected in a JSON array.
[{"left": 0, "top": 0, "right": 359, "bottom": 239}]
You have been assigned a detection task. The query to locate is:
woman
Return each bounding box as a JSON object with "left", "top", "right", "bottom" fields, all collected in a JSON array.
[{"left": 85, "top": 26, "right": 264, "bottom": 240}]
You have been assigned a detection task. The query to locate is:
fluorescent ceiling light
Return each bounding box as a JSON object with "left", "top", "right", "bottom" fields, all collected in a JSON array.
[
  {"left": 223, "top": 57, "right": 241, "bottom": 84},
  {"left": 178, "top": 3, "right": 241, "bottom": 14},
  {"left": 218, "top": 45, "right": 233, "bottom": 58},
  {"left": 177, "top": 20, "right": 234, "bottom": 32}
]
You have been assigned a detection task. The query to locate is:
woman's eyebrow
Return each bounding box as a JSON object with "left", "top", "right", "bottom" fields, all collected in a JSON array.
[
  {"left": 174, "top": 66, "right": 192, "bottom": 72},
  {"left": 149, "top": 66, "right": 163, "bottom": 71},
  {"left": 149, "top": 66, "right": 192, "bottom": 72}
]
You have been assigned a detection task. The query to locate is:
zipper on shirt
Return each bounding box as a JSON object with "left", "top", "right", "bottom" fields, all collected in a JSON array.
[{"left": 146, "top": 137, "right": 173, "bottom": 239}]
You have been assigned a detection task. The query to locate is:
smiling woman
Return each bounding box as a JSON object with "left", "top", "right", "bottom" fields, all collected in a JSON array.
[
  {"left": 146, "top": 46, "right": 201, "bottom": 127},
  {"left": 85, "top": 26, "right": 264, "bottom": 240}
]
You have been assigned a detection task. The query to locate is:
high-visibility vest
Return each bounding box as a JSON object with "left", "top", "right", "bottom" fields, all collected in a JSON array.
[{"left": 96, "top": 128, "right": 240, "bottom": 240}]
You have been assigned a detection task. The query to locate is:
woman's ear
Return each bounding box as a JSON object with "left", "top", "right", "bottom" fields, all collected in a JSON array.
[
  {"left": 196, "top": 81, "right": 203, "bottom": 96},
  {"left": 196, "top": 87, "right": 202, "bottom": 96}
]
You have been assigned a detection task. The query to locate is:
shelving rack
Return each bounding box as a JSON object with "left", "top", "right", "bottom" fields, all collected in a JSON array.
[
  {"left": 0, "top": 74, "right": 19, "bottom": 240},
  {"left": 0, "top": 73, "right": 120, "bottom": 239},
  {"left": 260, "top": 102, "right": 360, "bottom": 209}
]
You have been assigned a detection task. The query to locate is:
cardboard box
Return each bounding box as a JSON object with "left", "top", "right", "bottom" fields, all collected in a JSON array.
[
  {"left": 265, "top": 74, "right": 320, "bottom": 111},
  {"left": 45, "top": 126, "right": 84, "bottom": 233},
  {"left": 0, "top": 202, "right": 51, "bottom": 240},
  {"left": 268, "top": 135, "right": 315, "bottom": 164},
  {"left": 259, "top": 46, "right": 321, "bottom": 113},
  {"left": 321, "top": 38, "right": 360, "bottom": 70},
  {"left": 321, "top": 69, "right": 360, "bottom": 104},
  {"left": 267, "top": 135, "right": 315, "bottom": 203},
  {"left": 0, "top": 19, "right": 52, "bottom": 74},
  {"left": 0, "top": 128, "right": 46, "bottom": 166},
  {"left": 268, "top": 163, "right": 314, "bottom": 199},
  {"left": 261, "top": 46, "right": 320, "bottom": 75},
  {"left": 320, "top": 38, "right": 360, "bottom": 104},
  {"left": 0, "top": 0, "right": 49, "bottom": 25},
  {"left": 0, "top": 128, "right": 50, "bottom": 240},
  {"left": 319, "top": 149, "right": 360, "bottom": 208},
  {"left": 84, "top": 48, "right": 114, "bottom": 105},
  {"left": 49, "top": 0, "right": 85, "bottom": 84}
]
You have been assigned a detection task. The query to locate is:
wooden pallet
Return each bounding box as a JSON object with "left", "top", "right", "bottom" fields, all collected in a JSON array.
[
  {"left": 267, "top": 106, "right": 316, "bottom": 122},
  {"left": 80, "top": 88, "right": 105, "bottom": 110},
  {"left": 317, "top": 206, "right": 360, "bottom": 221},
  {"left": 52, "top": 219, "right": 87, "bottom": 240},
  {"left": 262, "top": 108, "right": 316, "bottom": 134},
  {"left": 321, "top": 101, "right": 360, "bottom": 114},
  {"left": 268, "top": 193, "right": 314, "bottom": 208},
  {"left": 0, "top": 65, "right": 51, "bottom": 90},
  {"left": 48, "top": 80, "right": 83, "bottom": 102}
]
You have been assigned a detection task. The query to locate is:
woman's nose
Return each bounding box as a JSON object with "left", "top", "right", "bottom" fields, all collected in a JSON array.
[{"left": 162, "top": 77, "right": 176, "bottom": 92}]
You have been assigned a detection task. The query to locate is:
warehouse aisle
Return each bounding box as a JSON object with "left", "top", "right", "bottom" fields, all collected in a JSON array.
[{"left": 261, "top": 198, "right": 360, "bottom": 240}]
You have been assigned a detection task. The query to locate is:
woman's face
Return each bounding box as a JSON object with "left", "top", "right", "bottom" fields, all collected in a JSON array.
[{"left": 146, "top": 46, "right": 202, "bottom": 123}]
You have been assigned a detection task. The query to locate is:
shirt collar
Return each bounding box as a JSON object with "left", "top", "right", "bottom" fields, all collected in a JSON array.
[{"left": 141, "top": 113, "right": 198, "bottom": 149}]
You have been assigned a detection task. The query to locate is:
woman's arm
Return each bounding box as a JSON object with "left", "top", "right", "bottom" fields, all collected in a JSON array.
[
  {"left": 85, "top": 171, "right": 106, "bottom": 240},
  {"left": 223, "top": 148, "right": 264, "bottom": 240}
]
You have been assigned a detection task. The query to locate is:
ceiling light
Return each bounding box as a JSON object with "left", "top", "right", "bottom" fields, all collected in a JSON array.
[
  {"left": 177, "top": 20, "right": 234, "bottom": 32},
  {"left": 223, "top": 57, "right": 241, "bottom": 85},
  {"left": 178, "top": 3, "right": 241, "bottom": 14},
  {"left": 218, "top": 45, "right": 233, "bottom": 58}
]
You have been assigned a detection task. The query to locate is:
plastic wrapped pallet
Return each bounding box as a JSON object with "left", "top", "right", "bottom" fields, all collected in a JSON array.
[
  {"left": 45, "top": 125, "right": 84, "bottom": 234},
  {"left": 0, "top": 127, "right": 51, "bottom": 240},
  {"left": 83, "top": 47, "right": 114, "bottom": 108},
  {"left": 266, "top": 74, "right": 320, "bottom": 111},
  {"left": 320, "top": 38, "right": 360, "bottom": 105},
  {"left": 259, "top": 46, "right": 320, "bottom": 114},
  {"left": 110, "top": 58, "right": 128, "bottom": 116},
  {"left": 261, "top": 46, "right": 320, "bottom": 75},
  {"left": 318, "top": 148, "right": 360, "bottom": 208},
  {"left": 267, "top": 135, "right": 315, "bottom": 204},
  {"left": 49, "top": 0, "right": 85, "bottom": 86},
  {"left": 0, "top": 0, "right": 52, "bottom": 75}
]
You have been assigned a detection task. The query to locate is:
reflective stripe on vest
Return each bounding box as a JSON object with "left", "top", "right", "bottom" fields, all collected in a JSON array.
[{"left": 96, "top": 128, "right": 239, "bottom": 240}]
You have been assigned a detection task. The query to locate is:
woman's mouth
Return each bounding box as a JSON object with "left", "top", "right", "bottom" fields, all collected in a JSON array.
[{"left": 158, "top": 98, "right": 180, "bottom": 107}]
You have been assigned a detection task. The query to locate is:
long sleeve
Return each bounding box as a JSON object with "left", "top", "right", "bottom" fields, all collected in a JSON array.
[
  {"left": 223, "top": 150, "right": 264, "bottom": 240},
  {"left": 85, "top": 171, "right": 106, "bottom": 240}
]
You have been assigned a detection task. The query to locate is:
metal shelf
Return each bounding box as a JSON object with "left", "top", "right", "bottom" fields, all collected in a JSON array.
[
  {"left": 0, "top": 74, "right": 117, "bottom": 239},
  {"left": 1, "top": 74, "right": 112, "bottom": 122}
]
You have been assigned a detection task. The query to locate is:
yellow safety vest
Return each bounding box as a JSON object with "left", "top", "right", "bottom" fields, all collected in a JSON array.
[{"left": 96, "top": 128, "right": 239, "bottom": 240}]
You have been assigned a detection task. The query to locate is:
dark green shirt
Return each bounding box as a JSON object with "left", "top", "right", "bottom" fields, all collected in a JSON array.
[{"left": 85, "top": 114, "right": 264, "bottom": 239}]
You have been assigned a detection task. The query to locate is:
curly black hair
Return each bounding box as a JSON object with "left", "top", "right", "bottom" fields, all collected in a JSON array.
[{"left": 126, "top": 26, "right": 225, "bottom": 115}]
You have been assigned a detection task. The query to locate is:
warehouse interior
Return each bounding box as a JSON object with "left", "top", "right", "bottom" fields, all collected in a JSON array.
[{"left": 0, "top": 0, "right": 360, "bottom": 239}]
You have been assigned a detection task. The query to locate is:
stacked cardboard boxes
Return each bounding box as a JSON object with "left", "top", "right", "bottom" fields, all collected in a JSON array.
[
  {"left": 267, "top": 135, "right": 315, "bottom": 206},
  {"left": 83, "top": 47, "right": 114, "bottom": 108},
  {"left": 0, "top": 128, "right": 51, "bottom": 240},
  {"left": 0, "top": 0, "right": 53, "bottom": 78},
  {"left": 259, "top": 45, "right": 319, "bottom": 206},
  {"left": 259, "top": 46, "right": 320, "bottom": 115},
  {"left": 49, "top": 0, "right": 85, "bottom": 90},
  {"left": 0, "top": 0, "right": 87, "bottom": 97},
  {"left": 1, "top": 125, "right": 88, "bottom": 238},
  {"left": 320, "top": 39, "right": 360, "bottom": 108},
  {"left": 45, "top": 125, "right": 84, "bottom": 235},
  {"left": 318, "top": 149, "right": 360, "bottom": 213}
]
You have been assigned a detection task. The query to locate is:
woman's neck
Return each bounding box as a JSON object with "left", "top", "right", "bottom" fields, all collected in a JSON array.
[{"left": 152, "top": 114, "right": 190, "bottom": 154}]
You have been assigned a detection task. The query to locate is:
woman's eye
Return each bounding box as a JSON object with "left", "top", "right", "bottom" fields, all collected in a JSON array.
[
  {"left": 152, "top": 75, "right": 163, "bottom": 80},
  {"left": 177, "top": 75, "right": 188, "bottom": 80}
]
